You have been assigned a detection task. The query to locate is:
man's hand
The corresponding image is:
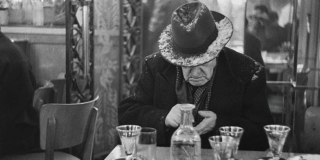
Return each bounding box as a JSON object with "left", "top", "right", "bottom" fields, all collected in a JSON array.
[
  {"left": 194, "top": 111, "right": 217, "bottom": 135},
  {"left": 165, "top": 104, "right": 183, "bottom": 127}
]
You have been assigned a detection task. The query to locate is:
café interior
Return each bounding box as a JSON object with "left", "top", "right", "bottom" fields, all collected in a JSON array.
[{"left": 1, "top": 0, "right": 320, "bottom": 159}]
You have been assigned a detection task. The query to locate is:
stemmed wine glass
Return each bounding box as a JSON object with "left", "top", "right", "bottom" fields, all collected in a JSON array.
[
  {"left": 219, "top": 126, "right": 244, "bottom": 159},
  {"left": 209, "top": 135, "right": 236, "bottom": 160},
  {"left": 116, "top": 125, "right": 142, "bottom": 160},
  {"left": 264, "top": 125, "right": 290, "bottom": 160}
]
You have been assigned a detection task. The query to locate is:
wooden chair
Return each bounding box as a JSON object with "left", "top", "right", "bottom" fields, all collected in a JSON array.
[
  {"left": 299, "top": 106, "right": 320, "bottom": 153},
  {"left": 50, "top": 79, "right": 66, "bottom": 103},
  {"left": 33, "top": 82, "right": 55, "bottom": 112},
  {"left": 2, "top": 96, "right": 99, "bottom": 160},
  {"left": 36, "top": 79, "right": 54, "bottom": 89}
]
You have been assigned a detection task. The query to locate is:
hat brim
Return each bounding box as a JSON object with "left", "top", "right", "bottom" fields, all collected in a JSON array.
[{"left": 159, "top": 11, "right": 233, "bottom": 67}]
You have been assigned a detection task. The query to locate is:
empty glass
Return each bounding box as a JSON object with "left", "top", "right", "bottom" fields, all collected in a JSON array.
[
  {"left": 209, "top": 135, "right": 235, "bottom": 160},
  {"left": 264, "top": 125, "right": 290, "bottom": 160},
  {"left": 137, "top": 127, "right": 157, "bottom": 160},
  {"left": 219, "top": 126, "right": 244, "bottom": 158},
  {"left": 116, "top": 125, "right": 142, "bottom": 160}
]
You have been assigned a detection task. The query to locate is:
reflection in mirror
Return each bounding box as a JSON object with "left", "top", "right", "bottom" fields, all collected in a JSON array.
[
  {"left": 245, "top": 1, "right": 297, "bottom": 153},
  {"left": 245, "top": 0, "right": 295, "bottom": 83},
  {"left": 244, "top": 2, "right": 296, "bottom": 132},
  {"left": 142, "top": 0, "right": 190, "bottom": 57}
]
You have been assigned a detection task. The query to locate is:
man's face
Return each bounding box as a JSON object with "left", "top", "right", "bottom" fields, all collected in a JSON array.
[
  {"left": 253, "top": 9, "right": 269, "bottom": 22},
  {"left": 182, "top": 59, "right": 217, "bottom": 86}
]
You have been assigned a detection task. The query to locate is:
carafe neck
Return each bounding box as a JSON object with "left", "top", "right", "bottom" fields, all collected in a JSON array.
[{"left": 180, "top": 107, "right": 194, "bottom": 128}]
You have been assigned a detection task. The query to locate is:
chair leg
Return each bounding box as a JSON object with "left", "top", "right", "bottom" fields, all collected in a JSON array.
[{"left": 45, "top": 117, "right": 56, "bottom": 160}]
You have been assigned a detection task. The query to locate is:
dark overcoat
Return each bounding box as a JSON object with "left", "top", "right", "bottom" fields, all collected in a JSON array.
[
  {"left": 0, "top": 32, "right": 38, "bottom": 156},
  {"left": 119, "top": 47, "right": 274, "bottom": 150}
]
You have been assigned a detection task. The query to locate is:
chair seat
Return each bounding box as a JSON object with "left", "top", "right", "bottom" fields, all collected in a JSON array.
[{"left": 1, "top": 151, "right": 80, "bottom": 160}]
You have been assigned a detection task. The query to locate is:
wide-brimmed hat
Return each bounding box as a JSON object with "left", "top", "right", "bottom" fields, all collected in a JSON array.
[{"left": 158, "top": 2, "right": 233, "bottom": 67}]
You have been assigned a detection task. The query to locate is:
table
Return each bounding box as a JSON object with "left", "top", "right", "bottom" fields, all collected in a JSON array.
[{"left": 105, "top": 145, "right": 296, "bottom": 160}]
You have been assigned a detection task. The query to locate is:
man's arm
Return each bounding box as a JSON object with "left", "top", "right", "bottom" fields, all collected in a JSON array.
[
  {"left": 118, "top": 56, "right": 171, "bottom": 146},
  {"left": 218, "top": 65, "right": 273, "bottom": 150},
  {"left": 199, "top": 65, "right": 273, "bottom": 150}
]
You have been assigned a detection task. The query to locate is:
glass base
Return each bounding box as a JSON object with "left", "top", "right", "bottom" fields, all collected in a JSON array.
[
  {"left": 257, "top": 157, "right": 286, "bottom": 160},
  {"left": 113, "top": 157, "right": 140, "bottom": 160}
]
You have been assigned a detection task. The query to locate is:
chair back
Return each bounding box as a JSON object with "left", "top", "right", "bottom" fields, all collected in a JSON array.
[
  {"left": 50, "top": 79, "right": 66, "bottom": 103},
  {"left": 300, "top": 106, "right": 320, "bottom": 153},
  {"left": 33, "top": 81, "right": 55, "bottom": 112},
  {"left": 37, "top": 79, "right": 54, "bottom": 89},
  {"left": 40, "top": 96, "right": 99, "bottom": 160}
]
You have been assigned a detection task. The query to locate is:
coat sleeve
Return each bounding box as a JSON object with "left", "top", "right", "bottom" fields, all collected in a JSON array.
[
  {"left": 118, "top": 57, "right": 171, "bottom": 146},
  {"left": 201, "top": 64, "right": 274, "bottom": 150},
  {"left": 217, "top": 65, "right": 273, "bottom": 151}
]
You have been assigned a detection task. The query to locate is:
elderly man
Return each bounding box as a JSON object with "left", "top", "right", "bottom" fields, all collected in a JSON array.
[{"left": 119, "top": 2, "right": 273, "bottom": 150}]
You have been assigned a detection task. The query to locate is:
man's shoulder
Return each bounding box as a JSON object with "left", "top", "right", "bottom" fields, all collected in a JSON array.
[
  {"left": 224, "top": 47, "right": 256, "bottom": 63},
  {"left": 223, "top": 47, "right": 264, "bottom": 77},
  {"left": 144, "top": 52, "right": 172, "bottom": 70},
  {"left": 145, "top": 52, "right": 165, "bottom": 61}
]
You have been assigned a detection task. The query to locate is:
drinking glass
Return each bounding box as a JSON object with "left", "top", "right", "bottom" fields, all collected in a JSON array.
[
  {"left": 136, "top": 127, "right": 157, "bottom": 160},
  {"left": 264, "top": 125, "right": 290, "bottom": 160},
  {"left": 219, "top": 126, "right": 244, "bottom": 158},
  {"left": 116, "top": 125, "right": 142, "bottom": 160},
  {"left": 209, "top": 135, "right": 235, "bottom": 160}
]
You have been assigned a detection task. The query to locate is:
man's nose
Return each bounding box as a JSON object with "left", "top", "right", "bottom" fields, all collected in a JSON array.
[{"left": 190, "top": 67, "right": 201, "bottom": 76}]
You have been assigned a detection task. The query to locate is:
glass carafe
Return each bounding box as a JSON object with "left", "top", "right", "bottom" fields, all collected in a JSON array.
[{"left": 170, "top": 104, "right": 201, "bottom": 160}]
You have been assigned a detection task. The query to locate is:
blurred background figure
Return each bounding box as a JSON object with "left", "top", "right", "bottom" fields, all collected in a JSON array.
[
  {"left": 143, "top": 0, "right": 201, "bottom": 57},
  {"left": 142, "top": 0, "right": 190, "bottom": 57},
  {"left": 248, "top": 4, "right": 288, "bottom": 52},
  {"left": 247, "top": 4, "right": 269, "bottom": 37},
  {"left": 244, "top": 18, "right": 264, "bottom": 66},
  {"left": 265, "top": 11, "right": 288, "bottom": 52}
]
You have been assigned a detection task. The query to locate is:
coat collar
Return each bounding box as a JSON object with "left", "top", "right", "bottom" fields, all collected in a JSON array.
[{"left": 215, "top": 48, "right": 236, "bottom": 82}]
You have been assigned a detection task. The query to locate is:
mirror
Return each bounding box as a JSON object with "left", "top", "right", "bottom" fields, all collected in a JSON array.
[{"left": 245, "top": 0, "right": 295, "bottom": 83}]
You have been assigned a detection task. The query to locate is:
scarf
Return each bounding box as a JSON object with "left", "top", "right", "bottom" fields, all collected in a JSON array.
[{"left": 175, "top": 64, "right": 216, "bottom": 126}]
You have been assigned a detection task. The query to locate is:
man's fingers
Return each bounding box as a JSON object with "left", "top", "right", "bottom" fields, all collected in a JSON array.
[
  {"left": 194, "top": 120, "right": 208, "bottom": 131},
  {"left": 194, "top": 111, "right": 217, "bottom": 135},
  {"left": 166, "top": 117, "right": 179, "bottom": 127},
  {"left": 194, "top": 123, "right": 204, "bottom": 131},
  {"left": 198, "top": 111, "right": 216, "bottom": 118},
  {"left": 171, "top": 120, "right": 179, "bottom": 127},
  {"left": 166, "top": 110, "right": 180, "bottom": 127},
  {"left": 172, "top": 115, "right": 180, "bottom": 125},
  {"left": 165, "top": 104, "right": 183, "bottom": 127},
  {"left": 194, "top": 122, "right": 207, "bottom": 135}
]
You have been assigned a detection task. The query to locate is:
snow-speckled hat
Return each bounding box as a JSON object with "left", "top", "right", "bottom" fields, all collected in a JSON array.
[{"left": 158, "top": 2, "right": 233, "bottom": 67}]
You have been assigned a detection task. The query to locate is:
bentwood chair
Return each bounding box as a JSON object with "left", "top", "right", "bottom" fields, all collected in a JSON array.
[
  {"left": 33, "top": 81, "right": 55, "bottom": 112},
  {"left": 50, "top": 79, "right": 66, "bottom": 103},
  {"left": 2, "top": 96, "right": 99, "bottom": 160}
]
